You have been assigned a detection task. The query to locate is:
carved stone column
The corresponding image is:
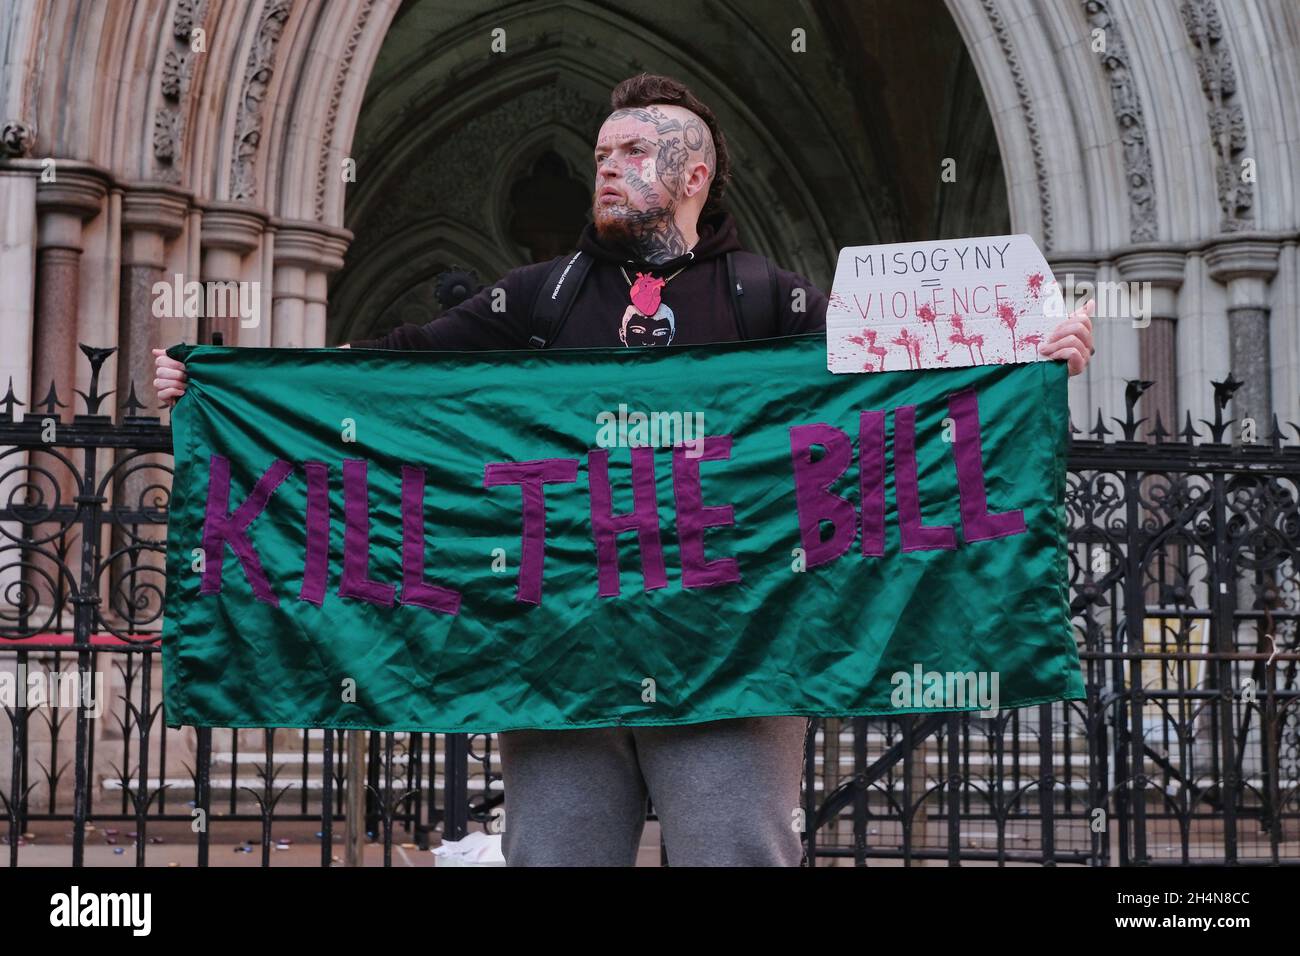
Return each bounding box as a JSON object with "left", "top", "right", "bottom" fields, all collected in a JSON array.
[
  {"left": 1204, "top": 239, "right": 1281, "bottom": 431},
  {"left": 1114, "top": 251, "right": 1188, "bottom": 604},
  {"left": 120, "top": 186, "right": 189, "bottom": 407},
  {"left": 305, "top": 236, "right": 349, "bottom": 347},
  {"left": 1115, "top": 250, "right": 1187, "bottom": 438},
  {"left": 198, "top": 202, "right": 266, "bottom": 345},
  {"left": 111, "top": 187, "right": 191, "bottom": 623},
  {"left": 34, "top": 169, "right": 108, "bottom": 413},
  {"left": 1048, "top": 259, "right": 1098, "bottom": 300},
  {"left": 29, "top": 169, "right": 108, "bottom": 622},
  {"left": 272, "top": 224, "right": 350, "bottom": 347},
  {"left": 0, "top": 147, "right": 40, "bottom": 634},
  {"left": 0, "top": 163, "right": 39, "bottom": 407}
]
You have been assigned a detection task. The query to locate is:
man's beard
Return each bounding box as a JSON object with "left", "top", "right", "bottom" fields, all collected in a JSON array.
[
  {"left": 592, "top": 203, "right": 633, "bottom": 244},
  {"left": 592, "top": 195, "right": 673, "bottom": 247}
]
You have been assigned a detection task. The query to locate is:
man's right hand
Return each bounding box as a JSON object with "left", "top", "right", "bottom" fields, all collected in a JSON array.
[{"left": 153, "top": 347, "right": 188, "bottom": 407}]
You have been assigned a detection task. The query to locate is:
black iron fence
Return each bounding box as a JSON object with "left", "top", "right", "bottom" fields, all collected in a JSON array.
[{"left": 1, "top": 345, "right": 1297, "bottom": 866}]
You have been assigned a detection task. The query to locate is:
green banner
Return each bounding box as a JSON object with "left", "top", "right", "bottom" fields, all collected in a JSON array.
[{"left": 161, "top": 334, "right": 1084, "bottom": 733}]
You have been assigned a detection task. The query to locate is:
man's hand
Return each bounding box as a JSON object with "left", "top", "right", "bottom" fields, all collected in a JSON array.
[
  {"left": 152, "top": 342, "right": 352, "bottom": 408},
  {"left": 1039, "top": 298, "right": 1095, "bottom": 376},
  {"left": 153, "top": 348, "right": 188, "bottom": 407}
]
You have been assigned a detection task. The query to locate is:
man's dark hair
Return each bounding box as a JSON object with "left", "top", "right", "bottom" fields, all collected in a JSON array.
[{"left": 609, "top": 73, "right": 731, "bottom": 219}]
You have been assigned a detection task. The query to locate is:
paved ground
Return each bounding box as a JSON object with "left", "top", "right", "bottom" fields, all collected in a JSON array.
[
  {"left": 10, "top": 820, "right": 1046, "bottom": 866},
  {"left": 3, "top": 819, "right": 672, "bottom": 867}
]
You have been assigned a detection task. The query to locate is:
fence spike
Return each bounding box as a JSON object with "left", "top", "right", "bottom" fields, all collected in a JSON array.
[
  {"left": 122, "top": 382, "right": 146, "bottom": 418},
  {"left": 75, "top": 344, "right": 117, "bottom": 416},
  {"left": 1149, "top": 411, "right": 1169, "bottom": 444},
  {"left": 1200, "top": 413, "right": 1234, "bottom": 444},
  {"left": 1090, "top": 408, "right": 1112, "bottom": 440},
  {"left": 1124, "top": 379, "right": 1154, "bottom": 415},
  {"left": 37, "top": 381, "right": 67, "bottom": 416},
  {"left": 1206, "top": 373, "right": 1242, "bottom": 443},
  {"left": 0, "top": 377, "right": 23, "bottom": 420},
  {"left": 1268, "top": 413, "right": 1284, "bottom": 452},
  {"left": 1212, "top": 373, "right": 1242, "bottom": 414}
]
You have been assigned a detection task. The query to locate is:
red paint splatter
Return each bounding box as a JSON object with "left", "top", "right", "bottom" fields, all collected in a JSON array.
[
  {"left": 866, "top": 329, "right": 888, "bottom": 370},
  {"left": 917, "top": 302, "right": 940, "bottom": 350},
  {"left": 845, "top": 327, "right": 889, "bottom": 371},
  {"left": 892, "top": 328, "right": 923, "bottom": 370},
  {"left": 948, "top": 313, "right": 978, "bottom": 364},
  {"left": 997, "top": 301, "right": 1020, "bottom": 361}
]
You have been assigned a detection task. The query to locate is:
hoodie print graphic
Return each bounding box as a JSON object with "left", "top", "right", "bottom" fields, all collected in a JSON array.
[{"left": 620, "top": 271, "right": 675, "bottom": 346}]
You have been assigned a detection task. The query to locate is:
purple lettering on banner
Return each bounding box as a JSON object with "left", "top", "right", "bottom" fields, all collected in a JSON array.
[
  {"left": 588, "top": 447, "right": 668, "bottom": 597},
  {"left": 339, "top": 459, "right": 396, "bottom": 607},
  {"left": 947, "top": 388, "right": 1027, "bottom": 542},
  {"left": 788, "top": 423, "right": 857, "bottom": 568},
  {"left": 893, "top": 405, "right": 957, "bottom": 552},
  {"left": 671, "top": 435, "right": 741, "bottom": 589},
  {"left": 399, "top": 465, "right": 462, "bottom": 616},
  {"left": 200, "top": 453, "right": 293, "bottom": 607},
  {"left": 299, "top": 461, "right": 329, "bottom": 607},
  {"left": 483, "top": 458, "right": 579, "bottom": 605},
  {"left": 859, "top": 411, "right": 886, "bottom": 557}
]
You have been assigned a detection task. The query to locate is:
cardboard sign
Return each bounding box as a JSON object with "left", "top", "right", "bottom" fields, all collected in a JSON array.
[{"left": 826, "top": 234, "right": 1064, "bottom": 373}]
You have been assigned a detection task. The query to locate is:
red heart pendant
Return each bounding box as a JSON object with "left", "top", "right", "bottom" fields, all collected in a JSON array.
[{"left": 629, "top": 272, "right": 666, "bottom": 315}]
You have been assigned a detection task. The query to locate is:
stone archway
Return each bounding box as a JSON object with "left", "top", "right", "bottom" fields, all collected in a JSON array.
[
  {"left": 941, "top": 0, "right": 1300, "bottom": 433},
  {"left": 327, "top": 0, "right": 1025, "bottom": 343},
  {"left": 0, "top": 0, "right": 1297, "bottom": 428}
]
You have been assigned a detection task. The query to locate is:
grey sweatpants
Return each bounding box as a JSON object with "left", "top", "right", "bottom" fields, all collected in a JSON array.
[{"left": 496, "top": 715, "right": 810, "bottom": 866}]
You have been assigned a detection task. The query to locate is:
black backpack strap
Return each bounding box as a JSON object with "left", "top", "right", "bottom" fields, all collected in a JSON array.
[
  {"left": 528, "top": 250, "right": 594, "bottom": 348},
  {"left": 727, "top": 250, "right": 780, "bottom": 340}
]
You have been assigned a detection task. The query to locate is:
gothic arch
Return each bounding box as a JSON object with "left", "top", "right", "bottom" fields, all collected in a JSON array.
[
  {"left": 941, "top": 0, "right": 1299, "bottom": 434},
  {"left": 486, "top": 124, "right": 595, "bottom": 257},
  {"left": 329, "top": 215, "right": 518, "bottom": 334},
  {"left": 328, "top": 0, "right": 879, "bottom": 340}
]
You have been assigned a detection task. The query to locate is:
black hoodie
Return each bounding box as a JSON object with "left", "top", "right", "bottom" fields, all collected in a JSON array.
[{"left": 347, "top": 210, "right": 827, "bottom": 350}]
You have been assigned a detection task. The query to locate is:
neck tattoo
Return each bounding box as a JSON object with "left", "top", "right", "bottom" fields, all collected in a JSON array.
[{"left": 619, "top": 209, "right": 692, "bottom": 264}]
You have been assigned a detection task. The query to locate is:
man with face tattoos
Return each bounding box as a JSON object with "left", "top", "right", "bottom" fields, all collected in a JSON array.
[
  {"left": 154, "top": 73, "right": 1096, "bottom": 866},
  {"left": 346, "top": 79, "right": 828, "bottom": 352}
]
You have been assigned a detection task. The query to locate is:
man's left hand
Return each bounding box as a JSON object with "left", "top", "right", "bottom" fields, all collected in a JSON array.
[{"left": 1039, "top": 298, "right": 1095, "bottom": 376}]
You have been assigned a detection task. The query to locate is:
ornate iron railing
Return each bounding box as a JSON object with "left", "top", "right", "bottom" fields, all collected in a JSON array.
[{"left": 1, "top": 346, "right": 1297, "bottom": 866}]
